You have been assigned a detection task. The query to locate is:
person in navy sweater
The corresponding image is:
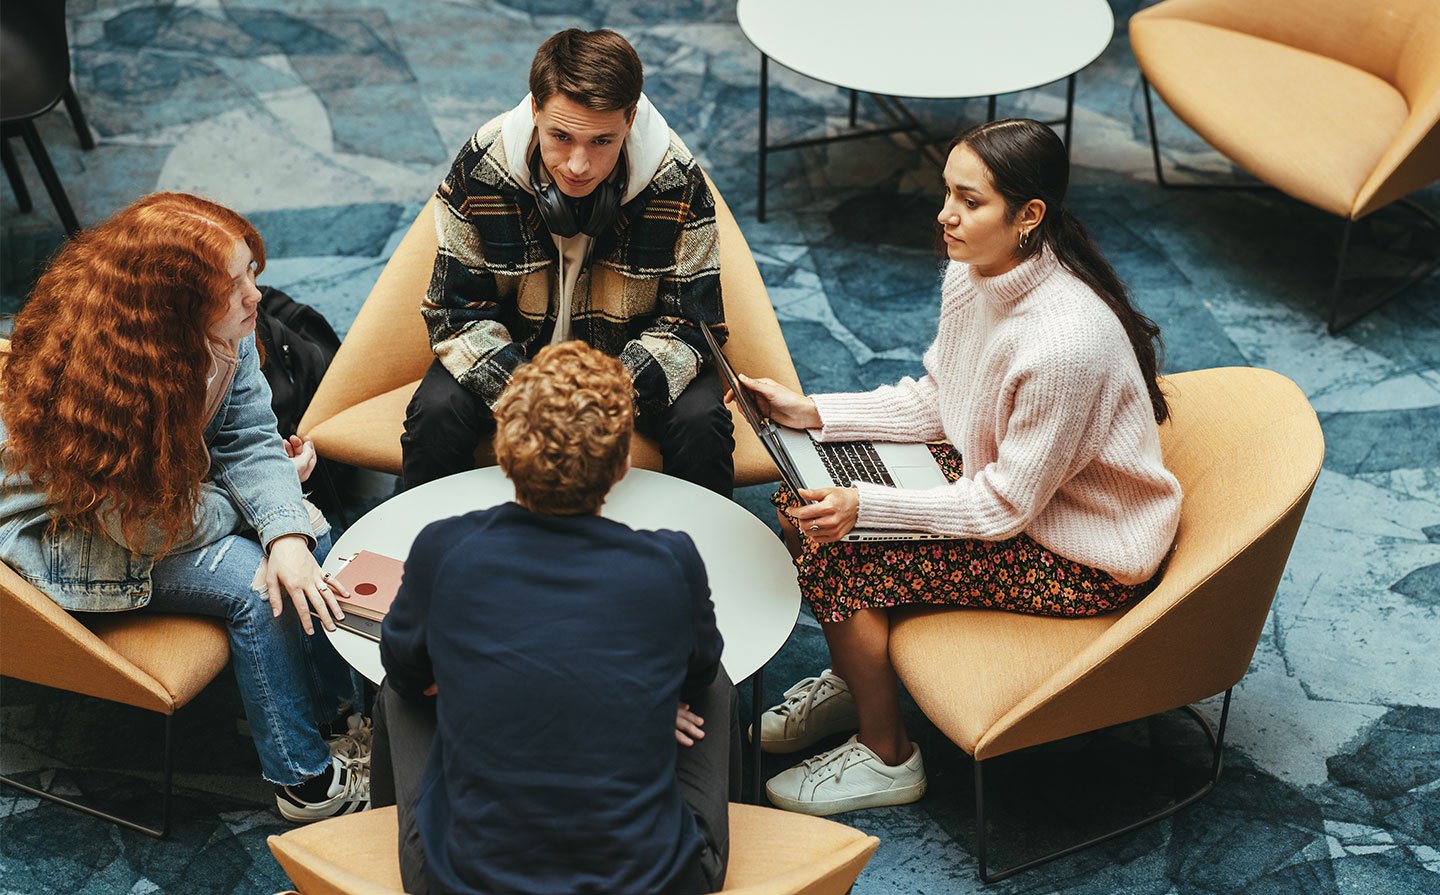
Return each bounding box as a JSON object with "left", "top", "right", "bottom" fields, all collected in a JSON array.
[{"left": 374, "top": 340, "right": 736, "bottom": 895}]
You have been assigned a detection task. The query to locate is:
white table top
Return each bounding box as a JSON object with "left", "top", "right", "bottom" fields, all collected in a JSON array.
[
  {"left": 736, "top": 0, "right": 1114, "bottom": 100},
  {"left": 323, "top": 468, "right": 801, "bottom": 686}
]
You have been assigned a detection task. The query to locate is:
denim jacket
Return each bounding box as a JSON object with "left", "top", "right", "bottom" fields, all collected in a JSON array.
[{"left": 0, "top": 335, "right": 315, "bottom": 612}]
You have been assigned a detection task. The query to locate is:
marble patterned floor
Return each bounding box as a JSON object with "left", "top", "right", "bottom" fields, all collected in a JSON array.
[{"left": 2, "top": 1, "right": 1438, "bottom": 893}]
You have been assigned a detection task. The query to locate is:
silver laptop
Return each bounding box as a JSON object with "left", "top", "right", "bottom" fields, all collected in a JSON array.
[{"left": 702, "top": 326, "right": 950, "bottom": 542}]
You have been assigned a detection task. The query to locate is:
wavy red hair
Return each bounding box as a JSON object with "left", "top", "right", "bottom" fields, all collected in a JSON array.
[{"left": 1, "top": 192, "right": 265, "bottom": 556}]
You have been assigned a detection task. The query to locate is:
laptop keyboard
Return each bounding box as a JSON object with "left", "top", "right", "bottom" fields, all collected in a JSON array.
[{"left": 813, "top": 439, "right": 895, "bottom": 487}]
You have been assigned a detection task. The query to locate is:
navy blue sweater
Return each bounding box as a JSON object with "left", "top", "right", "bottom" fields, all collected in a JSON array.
[{"left": 380, "top": 502, "right": 723, "bottom": 895}]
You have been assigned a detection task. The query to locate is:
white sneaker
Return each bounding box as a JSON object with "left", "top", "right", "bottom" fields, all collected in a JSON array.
[
  {"left": 753, "top": 670, "right": 859, "bottom": 753},
  {"left": 765, "top": 736, "right": 926, "bottom": 816},
  {"left": 275, "top": 752, "right": 371, "bottom": 823}
]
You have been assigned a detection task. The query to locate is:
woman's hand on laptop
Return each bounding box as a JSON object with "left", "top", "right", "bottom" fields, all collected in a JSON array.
[
  {"left": 730, "top": 374, "right": 822, "bottom": 429},
  {"left": 789, "top": 487, "right": 859, "bottom": 543}
]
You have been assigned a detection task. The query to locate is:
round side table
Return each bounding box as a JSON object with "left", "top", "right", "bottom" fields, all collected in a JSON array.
[{"left": 736, "top": 0, "right": 1115, "bottom": 218}]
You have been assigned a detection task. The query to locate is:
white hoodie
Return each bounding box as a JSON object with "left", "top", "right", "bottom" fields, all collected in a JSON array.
[{"left": 497, "top": 93, "right": 673, "bottom": 345}]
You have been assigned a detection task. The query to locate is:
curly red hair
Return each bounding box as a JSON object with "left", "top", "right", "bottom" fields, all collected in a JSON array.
[{"left": 1, "top": 192, "right": 265, "bottom": 556}]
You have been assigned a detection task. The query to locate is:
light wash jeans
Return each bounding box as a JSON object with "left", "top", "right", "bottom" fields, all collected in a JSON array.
[{"left": 143, "top": 530, "right": 360, "bottom": 786}]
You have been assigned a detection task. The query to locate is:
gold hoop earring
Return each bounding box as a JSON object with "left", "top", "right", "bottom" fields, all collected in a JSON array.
[{"left": 1019, "top": 229, "right": 1031, "bottom": 249}]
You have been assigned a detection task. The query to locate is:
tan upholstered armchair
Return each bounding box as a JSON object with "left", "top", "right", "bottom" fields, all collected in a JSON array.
[
  {"left": 888, "top": 367, "right": 1324, "bottom": 881},
  {"left": 298, "top": 177, "right": 801, "bottom": 487},
  {"left": 1130, "top": 0, "right": 1440, "bottom": 332},
  {"left": 269, "top": 803, "right": 879, "bottom": 895}
]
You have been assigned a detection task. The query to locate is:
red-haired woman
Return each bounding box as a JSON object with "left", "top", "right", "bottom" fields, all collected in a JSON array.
[{"left": 1, "top": 193, "right": 369, "bottom": 822}]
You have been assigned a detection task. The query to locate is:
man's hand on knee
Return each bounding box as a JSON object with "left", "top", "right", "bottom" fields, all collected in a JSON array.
[{"left": 675, "top": 703, "right": 705, "bottom": 746}]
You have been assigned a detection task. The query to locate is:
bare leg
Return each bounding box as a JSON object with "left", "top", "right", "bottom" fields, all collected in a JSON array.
[
  {"left": 778, "top": 506, "right": 911, "bottom": 765},
  {"left": 820, "top": 609, "right": 912, "bottom": 766}
]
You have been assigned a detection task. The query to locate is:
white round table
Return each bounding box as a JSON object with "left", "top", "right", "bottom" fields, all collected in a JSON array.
[
  {"left": 736, "top": 0, "right": 1115, "bottom": 218},
  {"left": 322, "top": 468, "right": 801, "bottom": 798}
]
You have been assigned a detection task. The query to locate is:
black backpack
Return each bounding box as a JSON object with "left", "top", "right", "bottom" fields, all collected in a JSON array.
[
  {"left": 255, "top": 285, "right": 341, "bottom": 435},
  {"left": 254, "top": 286, "right": 352, "bottom": 513}
]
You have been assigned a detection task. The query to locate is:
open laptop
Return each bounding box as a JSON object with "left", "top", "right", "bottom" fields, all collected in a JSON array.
[{"left": 702, "top": 325, "right": 951, "bottom": 542}]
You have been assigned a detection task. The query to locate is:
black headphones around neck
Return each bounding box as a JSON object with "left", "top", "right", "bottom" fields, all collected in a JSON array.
[{"left": 529, "top": 148, "right": 627, "bottom": 238}]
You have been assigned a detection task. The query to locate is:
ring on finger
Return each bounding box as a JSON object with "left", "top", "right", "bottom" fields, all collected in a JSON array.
[{"left": 317, "top": 582, "right": 330, "bottom": 592}]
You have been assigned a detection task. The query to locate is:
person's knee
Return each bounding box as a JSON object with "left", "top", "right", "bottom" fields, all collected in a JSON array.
[
  {"left": 184, "top": 536, "right": 273, "bottom": 626},
  {"left": 405, "top": 371, "right": 480, "bottom": 440},
  {"left": 668, "top": 390, "right": 734, "bottom": 447}
]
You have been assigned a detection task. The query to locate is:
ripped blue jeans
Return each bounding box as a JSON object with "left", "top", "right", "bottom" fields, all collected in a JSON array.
[{"left": 144, "top": 529, "right": 360, "bottom": 786}]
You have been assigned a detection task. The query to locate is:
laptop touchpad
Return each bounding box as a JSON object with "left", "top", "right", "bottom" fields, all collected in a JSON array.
[{"left": 890, "top": 465, "right": 948, "bottom": 490}]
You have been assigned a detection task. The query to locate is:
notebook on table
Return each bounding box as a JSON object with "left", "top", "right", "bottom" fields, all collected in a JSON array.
[
  {"left": 315, "top": 550, "right": 405, "bottom": 642},
  {"left": 700, "top": 324, "right": 951, "bottom": 542}
]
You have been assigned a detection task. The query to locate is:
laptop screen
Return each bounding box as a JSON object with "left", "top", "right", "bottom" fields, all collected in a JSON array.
[
  {"left": 700, "top": 323, "right": 768, "bottom": 434},
  {"left": 698, "top": 324, "right": 810, "bottom": 496}
]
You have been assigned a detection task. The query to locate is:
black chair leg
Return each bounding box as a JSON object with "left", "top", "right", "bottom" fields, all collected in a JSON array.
[
  {"left": 17, "top": 120, "right": 80, "bottom": 234},
  {"left": 749, "top": 666, "right": 765, "bottom": 803},
  {"left": 2, "top": 138, "right": 33, "bottom": 212},
  {"left": 1327, "top": 201, "right": 1440, "bottom": 334},
  {"left": 973, "top": 689, "right": 1232, "bottom": 883},
  {"left": 0, "top": 710, "right": 175, "bottom": 839},
  {"left": 62, "top": 84, "right": 96, "bottom": 150}
]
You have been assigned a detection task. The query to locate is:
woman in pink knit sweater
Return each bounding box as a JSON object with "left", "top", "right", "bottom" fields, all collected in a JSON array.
[{"left": 740, "top": 119, "right": 1183, "bottom": 816}]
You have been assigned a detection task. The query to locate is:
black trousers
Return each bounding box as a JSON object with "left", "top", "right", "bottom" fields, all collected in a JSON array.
[
  {"left": 400, "top": 359, "right": 735, "bottom": 497},
  {"left": 371, "top": 670, "right": 741, "bottom": 895}
]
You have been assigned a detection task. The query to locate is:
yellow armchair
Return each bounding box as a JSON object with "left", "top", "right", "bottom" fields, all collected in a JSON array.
[
  {"left": 889, "top": 366, "right": 1325, "bottom": 881},
  {"left": 269, "top": 804, "right": 879, "bottom": 895},
  {"left": 1130, "top": 0, "right": 1440, "bottom": 331}
]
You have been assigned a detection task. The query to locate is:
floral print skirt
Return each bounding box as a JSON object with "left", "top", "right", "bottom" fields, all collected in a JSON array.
[{"left": 771, "top": 444, "right": 1156, "bottom": 624}]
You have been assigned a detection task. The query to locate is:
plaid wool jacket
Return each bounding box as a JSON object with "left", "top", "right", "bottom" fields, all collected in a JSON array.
[{"left": 423, "top": 114, "right": 725, "bottom": 410}]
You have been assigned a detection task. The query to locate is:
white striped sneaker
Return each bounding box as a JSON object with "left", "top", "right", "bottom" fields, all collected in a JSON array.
[
  {"left": 752, "top": 669, "right": 859, "bottom": 753},
  {"left": 275, "top": 752, "right": 370, "bottom": 823}
]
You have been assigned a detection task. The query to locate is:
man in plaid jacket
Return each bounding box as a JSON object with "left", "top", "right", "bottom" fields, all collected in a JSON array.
[{"left": 401, "top": 28, "right": 734, "bottom": 496}]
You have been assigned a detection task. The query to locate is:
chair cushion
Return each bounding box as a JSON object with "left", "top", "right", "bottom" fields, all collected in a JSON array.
[
  {"left": 306, "top": 381, "right": 434, "bottom": 477},
  {"left": 889, "top": 607, "right": 1121, "bottom": 755},
  {"left": 1131, "top": 17, "right": 1409, "bottom": 218},
  {"left": 307, "top": 379, "right": 780, "bottom": 487},
  {"left": 83, "top": 614, "right": 230, "bottom": 711},
  {"left": 2, "top": 561, "right": 229, "bottom": 714}
]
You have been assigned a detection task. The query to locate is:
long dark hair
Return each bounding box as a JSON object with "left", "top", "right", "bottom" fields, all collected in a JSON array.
[{"left": 954, "top": 119, "right": 1169, "bottom": 423}]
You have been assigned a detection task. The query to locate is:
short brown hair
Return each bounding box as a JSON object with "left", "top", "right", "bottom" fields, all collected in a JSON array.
[
  {"left": 529, "top": 28, "right": 643, "bottom": 113},
  {"left": 493, "top": 341, "right": 634, "bottom": 516}
]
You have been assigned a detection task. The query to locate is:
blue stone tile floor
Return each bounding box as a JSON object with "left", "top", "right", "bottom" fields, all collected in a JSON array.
[{"left": 2, "top": 2, "right": 1437, "bottom": 893}]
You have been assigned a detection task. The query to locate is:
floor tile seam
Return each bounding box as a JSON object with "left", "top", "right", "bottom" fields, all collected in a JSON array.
[
  {"left": 1283, "top": 600, "right": 1440, "bottom": 624},
  {"left": 1294, "top": 517, "right": 1440, "bottom": 542},
  {"left": 1253, "top": 682, "right": 1440, "bottom": 710},
  {"left": 1308, "top": 375, "right": 1440, "bottom": 405}
]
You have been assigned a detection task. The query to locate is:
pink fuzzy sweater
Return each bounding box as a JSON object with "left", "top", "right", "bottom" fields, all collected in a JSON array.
[{"left": 811, "top": 248, "right": 1183, "bottom": 585}]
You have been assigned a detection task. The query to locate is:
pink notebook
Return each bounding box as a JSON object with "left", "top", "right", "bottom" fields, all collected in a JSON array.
[{"left": 333, "top": 551, "right": 405, "bottom": 622}]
